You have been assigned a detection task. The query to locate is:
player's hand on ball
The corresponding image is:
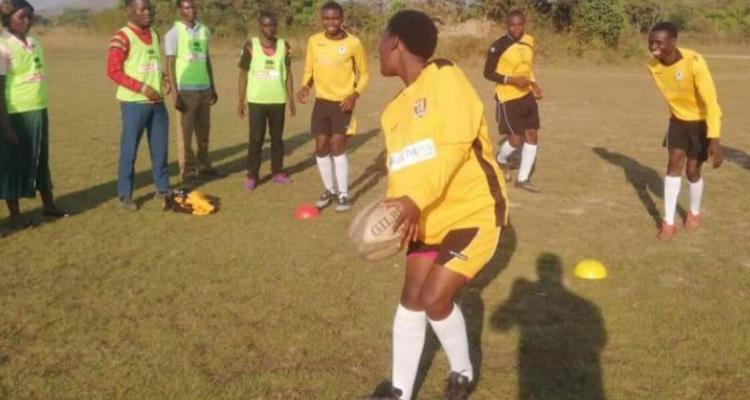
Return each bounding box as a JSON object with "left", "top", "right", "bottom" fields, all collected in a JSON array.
[
  {"left": 709, "top": 139, "right": 724, "bottom": 169},
  {"left": 384, "top": 196, "right": 420, "bottom": 249}
]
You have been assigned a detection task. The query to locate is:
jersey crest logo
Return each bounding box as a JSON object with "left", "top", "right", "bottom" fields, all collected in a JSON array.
[
  {"left": 337, "top": 46, "right": 346, "bottom": 55},
  {"left": 675, "top": 70, "right": 685, "bottom": 81},
  {"left": 413, "top": 98, "right": 427, "bottom": 118}
]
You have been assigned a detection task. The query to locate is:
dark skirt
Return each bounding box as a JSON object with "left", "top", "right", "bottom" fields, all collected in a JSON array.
[{"left": 0, "top": 109, "right": 53, "bottom": 200}]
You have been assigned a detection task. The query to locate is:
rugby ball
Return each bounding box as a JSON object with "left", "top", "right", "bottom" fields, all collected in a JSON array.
[{"left": 348, "top": 199, "right": 404, "bottom": 261}]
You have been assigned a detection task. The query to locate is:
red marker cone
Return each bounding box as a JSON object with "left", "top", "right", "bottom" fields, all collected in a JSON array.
[{"left": 294, "top": 203, "right": 320, "bottom": 220}]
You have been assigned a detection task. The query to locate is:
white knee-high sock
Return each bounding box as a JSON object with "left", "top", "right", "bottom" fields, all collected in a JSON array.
[
  {"left": 428, "top": 304, "right": 473, "bottom": 381},
  {"left": 392, "top": 304, "right": 427, "bottom": 400},
  {"left": 517, "top": 143, "right": 538, "bottom": 182},
  {"left": 689, "top": 178, "right": 704, "bottom": 215},
  {"left": 496, "top": 141, "right": 517, "bottom": 164},
  {"left": 664, "top": 176, "right": 682, "bottom": 225},
  {"left": 315, "top": 156, "right": 335, "bottom": 192},
  {"left": 332, "top": 154, "right": 349, "bottom": 196}
]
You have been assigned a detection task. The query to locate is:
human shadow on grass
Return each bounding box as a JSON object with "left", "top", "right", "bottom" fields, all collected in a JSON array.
[
  {"left": 350, "top": 149, "right": 387, "bottom": 204},
  {"left": 411, "top": 224, "right": 517, "bottom": 399},
  {"left": 224, "top": 128, "right": 379, "bottom": 188},
  {"left": 492, "top": 253, "right": 607, "bottom": 400},
  {"left": 152, "top": 129, "right": 317, "bottom": 197},
  {"left": 724, "top": 145, "right": 750, "bottom": 170},
  {"left": 593, "top": 147, "right": 686, "bottom": 226}
]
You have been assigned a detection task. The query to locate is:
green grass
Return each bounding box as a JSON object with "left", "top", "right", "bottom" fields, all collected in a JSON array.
[{"left": 1, "top": 33, "right": 750, "bottom": 399}]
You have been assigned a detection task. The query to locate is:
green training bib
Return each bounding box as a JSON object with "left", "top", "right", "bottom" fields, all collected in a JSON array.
[
  {"left": 246, "top": 37, "right": 287, "bottom": 104},
  {"left": 3, "top": 34, "right": 48, "bottom": 113},
  {"left": 116, "top": 26, "right": 163, "bottom": 103},
  {"left": 174, "top": 21, "right": 210, "bottom": 88}
]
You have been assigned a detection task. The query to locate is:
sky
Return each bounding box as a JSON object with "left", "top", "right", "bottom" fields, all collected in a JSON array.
[{"left": 35, "top": 0, "right": 117, "bottom": 13}]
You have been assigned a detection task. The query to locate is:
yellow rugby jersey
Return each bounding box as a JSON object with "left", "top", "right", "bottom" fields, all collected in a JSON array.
[
  {"left": 382, "top": 60, "right": 509, "bottom": 243},
  {"left": 302, "top": 32, "right": 370, "bottom": 102},
  {"left": 648, "top": 48, "right": 722, "bottom": 138},
  {"left": 489, "top": 33, "right": 536, "bottom": 102}
]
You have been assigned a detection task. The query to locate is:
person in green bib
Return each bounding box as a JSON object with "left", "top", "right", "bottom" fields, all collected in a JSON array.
[
  {"left": 107, "top": 0, "right": 171, "bottom": 211},
  {"left": 238, "top": 11, "right": 296, "bottom": 191},
  {"left": 165, "top": 0, "right": 219, "bottom": 183},
  {"left": 0, "top": 0, "right": 69, "bottom": 229}
]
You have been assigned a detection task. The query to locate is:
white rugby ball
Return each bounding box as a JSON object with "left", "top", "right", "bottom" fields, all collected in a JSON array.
[{"left": 348, "top": 199, "right": 404, "bottom": 261}]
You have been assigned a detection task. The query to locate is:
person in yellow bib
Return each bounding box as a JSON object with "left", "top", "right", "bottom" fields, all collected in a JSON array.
[
  {"left": 238, "top": 11, "right": 295, "bottom": 190},
  {"left": 0, "top": 0, "right": 70, "bottom": 229},
  {"left": 366, "top": 10, "right": 508, "bottom": 400},
  {"left": 297, "top": 1, "right": 369, "bottom": 212},
  {"left": 165, "top": 0, "right": 219, "bottom": 183},
  {"left": 483, "top": 10, "right": 543, "bottom": 193},
  {"left": 107, "top": 0, "right": 171, "bottom": 211},
  {"left": 647, "top": 22, "right": 724, "bottom": 240}
]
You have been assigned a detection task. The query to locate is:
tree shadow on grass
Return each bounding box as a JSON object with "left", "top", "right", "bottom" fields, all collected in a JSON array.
[
  {"left": 491, "top": 253, "right": 607, "bottom": 400},
  {"left": 412, "top": 224, "right": 517, "bottom": 399},
  {"left": 724, "top": 145, "right": 750, "bottom": 170},
  {"left": 593, "top": 146, "right": 686, "bottom": 226},
  {"left": 0, "top": 130, "right": 318, "bottom": 237}
]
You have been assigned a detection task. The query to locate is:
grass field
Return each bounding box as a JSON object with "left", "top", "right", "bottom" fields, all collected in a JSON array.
[{"left": 1, "top": 32, "right": 749, "bottom": 399}]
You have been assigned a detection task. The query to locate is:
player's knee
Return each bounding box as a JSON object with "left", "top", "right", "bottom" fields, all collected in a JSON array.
[
  {"left": 419, "top": 289, "right": 451, "bottom": 319},
  {"left": 525, "top": 131, "right": 538, "bottom": 145},
  {"left": 687, "top": 170, "right": 702, "bottom": 182},
  {"left": 315, "top": 142, "right": 330, "bottom": 157},
  {"left": 331, "top": 145, "right": 346, "bottom": 156},
  {"left": 400, "top": 287, "right": 424, "bottom": 311},
  {"left": 508, "top": 135, "right": 522, "bottom": 148}
]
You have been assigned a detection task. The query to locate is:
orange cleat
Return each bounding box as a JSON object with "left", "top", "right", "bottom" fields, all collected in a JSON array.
[
  {"left": 684, "top": 212, "right": 701, "bottom": 231},
  {"left": 657, "top": 222, "right": 677, "bottom": 241}
]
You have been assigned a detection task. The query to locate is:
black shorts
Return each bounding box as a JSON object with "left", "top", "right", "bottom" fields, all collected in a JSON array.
[
  {"left": 496, "top": 92, "right": 540, "bottom": 136},
  {"left": 663, "top": 118, "right": 709, "bottom": 161},
  {"left": 311, "top": 98, "right": 352, "bottom": 136}
]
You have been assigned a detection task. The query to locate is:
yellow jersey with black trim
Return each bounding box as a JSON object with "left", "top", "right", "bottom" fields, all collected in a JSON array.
[
  {"left": 302, "top": 32, "right": 370, "bottom": 102},
  {"left": 648, "top": 47, "right": 722, "bottom": 138},
  {"left": 491, "top": 33, "right": 535, "bottom": 102},
  {"left": 382, "top": 60, "right": 509, "bottom": 244}
]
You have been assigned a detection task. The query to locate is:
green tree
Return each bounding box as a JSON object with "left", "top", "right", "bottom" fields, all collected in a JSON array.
[{"left": 575, "top": 0, "right": 625, "bottom": 46}]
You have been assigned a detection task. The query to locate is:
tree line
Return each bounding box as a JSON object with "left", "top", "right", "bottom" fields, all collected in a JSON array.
[{"left": 52, "top": 0, "right": 749, "bottom": 47}]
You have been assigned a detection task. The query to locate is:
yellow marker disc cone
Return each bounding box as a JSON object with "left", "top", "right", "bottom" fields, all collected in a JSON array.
[{"left": 574, "top": 259, "right": 607, "bottom": 280}]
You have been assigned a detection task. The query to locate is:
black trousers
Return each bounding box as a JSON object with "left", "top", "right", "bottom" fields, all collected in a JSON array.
[{"left": 247, "top": 103, "right": 286, "bottom": 179}]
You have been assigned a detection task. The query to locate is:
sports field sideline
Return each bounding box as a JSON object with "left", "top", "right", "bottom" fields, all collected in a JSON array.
[{"left": 1, "top": 31, "right": 749, "bottom": 399}]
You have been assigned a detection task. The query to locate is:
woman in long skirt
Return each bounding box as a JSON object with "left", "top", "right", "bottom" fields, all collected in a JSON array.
[{"left": 0, "top": 0, "right": 68, "bottom": 229}]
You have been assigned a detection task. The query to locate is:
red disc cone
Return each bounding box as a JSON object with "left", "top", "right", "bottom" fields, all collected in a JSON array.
[{"left": 294, "top": 203, "right": 320, "bottom": 220}]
